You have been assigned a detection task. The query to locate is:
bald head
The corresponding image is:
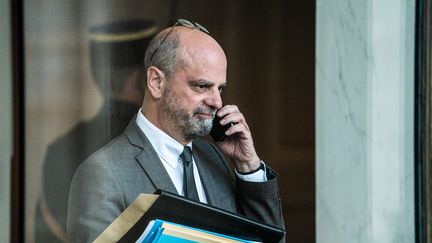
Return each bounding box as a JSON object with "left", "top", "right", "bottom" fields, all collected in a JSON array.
[
  {"left": 144, "top": 26, "right": 226, "bottom": 80},
  {"left": 142, "top": 23, "right": 228, "bottom": 143}
]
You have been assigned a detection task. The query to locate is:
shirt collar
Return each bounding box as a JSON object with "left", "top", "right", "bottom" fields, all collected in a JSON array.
[{"left": 136, "top": 109, "right": 192, "bottom": 168}]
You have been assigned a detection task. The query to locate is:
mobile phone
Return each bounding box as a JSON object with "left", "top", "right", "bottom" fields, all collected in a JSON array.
[{"left": 210, "top": 114, "right": 233, "bottom": 142}]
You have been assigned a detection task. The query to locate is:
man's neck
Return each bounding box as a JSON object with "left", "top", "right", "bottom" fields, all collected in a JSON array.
[{"left": 140, "top": 108, "right": 191, "bottom": 145}]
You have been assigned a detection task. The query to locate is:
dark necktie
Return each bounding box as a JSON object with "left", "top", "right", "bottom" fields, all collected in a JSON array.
[{"left": 180, "top": 146, "right": 200, "bottom": 201}]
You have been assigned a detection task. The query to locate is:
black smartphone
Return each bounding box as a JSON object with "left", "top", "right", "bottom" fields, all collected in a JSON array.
[{"left": 210, "top": 114, "right": 233, "bottom": 142}]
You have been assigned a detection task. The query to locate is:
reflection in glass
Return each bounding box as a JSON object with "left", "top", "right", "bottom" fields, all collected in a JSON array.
[{"left": 34, "top": 20, "right": 157, "bottom": 242}]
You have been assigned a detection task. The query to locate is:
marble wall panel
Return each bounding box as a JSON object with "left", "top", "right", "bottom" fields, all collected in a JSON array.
[{"left": 316, "top": 0, "right": 415, "bottom": 242}]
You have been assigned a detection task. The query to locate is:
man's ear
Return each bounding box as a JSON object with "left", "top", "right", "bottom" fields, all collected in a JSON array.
[{"left": 146, "top": 66, "right": 165, "bottom": 99}]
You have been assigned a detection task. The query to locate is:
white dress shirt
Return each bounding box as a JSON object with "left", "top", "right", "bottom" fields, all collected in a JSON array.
[{"left": 135, "top": 109, "right": 266, "bottom": 203}]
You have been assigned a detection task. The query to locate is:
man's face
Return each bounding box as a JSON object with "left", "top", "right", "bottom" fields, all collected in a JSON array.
[
  {"left": 159, "top": 48, "right": 227, "bottom": 141},
  {"left": 161, "top": 84, "right": 216, "bottom": 140}
]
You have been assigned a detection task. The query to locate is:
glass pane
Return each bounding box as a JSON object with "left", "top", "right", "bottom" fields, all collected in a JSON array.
[{"left": 24, "top": 1, "right": 315, "bottom": 242}]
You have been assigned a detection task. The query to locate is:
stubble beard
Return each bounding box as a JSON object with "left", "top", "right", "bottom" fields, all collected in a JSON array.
[{"left": 161, "top": 87, "right": 216, "bottom": 141}]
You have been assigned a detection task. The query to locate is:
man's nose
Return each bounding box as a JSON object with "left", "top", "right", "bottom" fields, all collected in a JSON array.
[{"left": 205, "top": 89, "right": 223, "bottom": 110}]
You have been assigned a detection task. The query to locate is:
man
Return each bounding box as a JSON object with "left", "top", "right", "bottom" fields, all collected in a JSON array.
[
  {"left": 67, "top": 19, "right": 284, "bottom": 242},
  {"left": 35, "top": 20, "right": 157, "bottom": 243}
]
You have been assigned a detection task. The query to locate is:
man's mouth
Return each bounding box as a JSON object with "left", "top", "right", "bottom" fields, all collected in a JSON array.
[
  {"left": 193, "top": 107, "right": 216, "bottom": 119},
  {"left": 195, "top": 112, "right": 214, "bottom": 119}
]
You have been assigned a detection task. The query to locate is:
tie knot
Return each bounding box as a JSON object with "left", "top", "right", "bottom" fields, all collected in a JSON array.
[{"left": 181, "top": 146, "right": 193, "bottom": 165}]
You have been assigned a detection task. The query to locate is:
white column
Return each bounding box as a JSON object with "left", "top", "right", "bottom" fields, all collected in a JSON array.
[{"left": 316, "top": 0, "right": 415, "bottom": 242}]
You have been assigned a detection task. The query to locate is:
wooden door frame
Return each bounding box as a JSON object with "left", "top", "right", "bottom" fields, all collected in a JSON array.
[{"left": 11, "top": 0, "right": 25, "bottom": 242}]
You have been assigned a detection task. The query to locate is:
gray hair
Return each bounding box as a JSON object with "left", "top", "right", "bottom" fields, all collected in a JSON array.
[{"left": 144, "top": 30, "right": 182, "bottom": 80}]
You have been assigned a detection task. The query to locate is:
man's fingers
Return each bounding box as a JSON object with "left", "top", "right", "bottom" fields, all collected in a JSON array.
[
  {"left": 220, "top": 112, "right": 242, "bottom": 125},
  {"left": 217, "top": 104, "right": 239, "bottom": 117}
]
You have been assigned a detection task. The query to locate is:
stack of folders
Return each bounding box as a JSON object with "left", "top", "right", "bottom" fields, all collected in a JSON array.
[
  {"left": 136, "top": 219, "right": 259, "bottom": 243},
  {"left": 93, "top": 190, "right": 284, "bottom": 243}
]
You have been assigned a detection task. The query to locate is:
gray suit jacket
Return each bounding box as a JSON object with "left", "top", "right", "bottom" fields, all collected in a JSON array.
[{"left": 67, "top": 118, "right": 284, "bottom": 242}]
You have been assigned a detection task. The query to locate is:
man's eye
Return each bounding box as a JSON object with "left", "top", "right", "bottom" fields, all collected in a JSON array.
[
  {"left": 218, "top": 87, "right": 224, "bottom": 93},
  {"left": 195, "top": 85, "right": 208, "bottom": 91}
]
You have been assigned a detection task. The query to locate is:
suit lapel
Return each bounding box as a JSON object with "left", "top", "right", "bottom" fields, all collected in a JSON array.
[
  {"left": 124, "top": 117, "right": 178, "bottom": 194},
  {"left": 193, "top": 142, "right": 235, "bottom": 209}
]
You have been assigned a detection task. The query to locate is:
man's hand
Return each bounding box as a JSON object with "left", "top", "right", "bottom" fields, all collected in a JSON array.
[{"left": 214, "top": 105, "right": 261, "bottom": 173}]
